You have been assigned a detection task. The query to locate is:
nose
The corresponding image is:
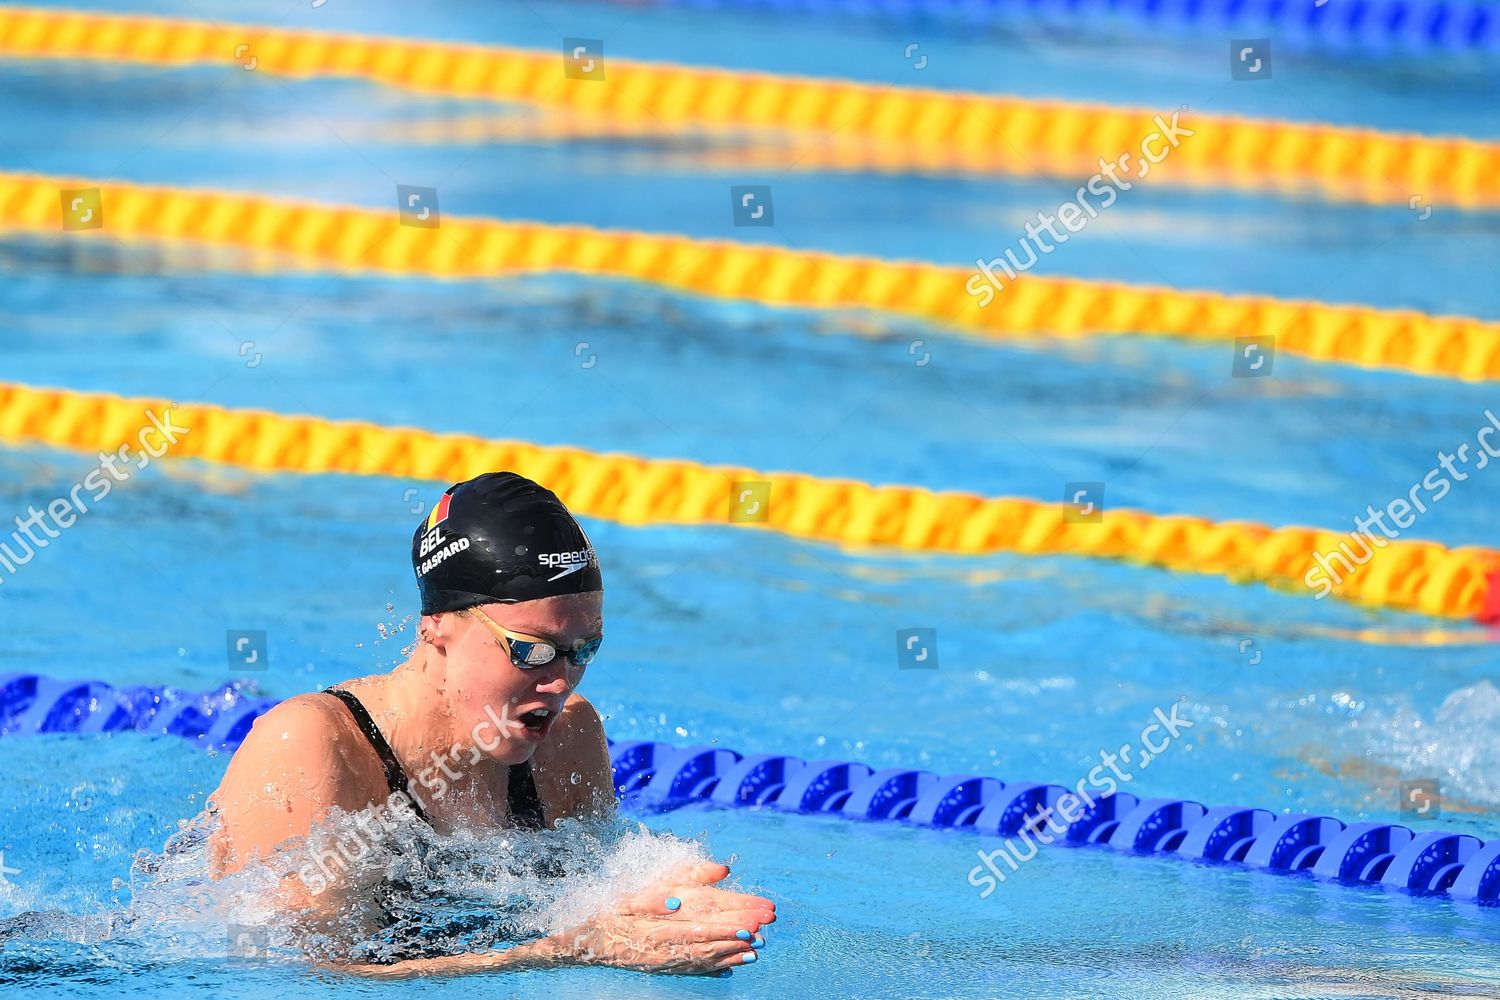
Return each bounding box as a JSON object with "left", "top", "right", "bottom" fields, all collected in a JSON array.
[{"left": 535, "top": 668, "right": 571, "bottom": 697}]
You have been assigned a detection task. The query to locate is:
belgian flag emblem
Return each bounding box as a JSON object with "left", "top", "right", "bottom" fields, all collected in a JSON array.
[{"left": 426, "top": 493, "right": 452, "bottom": 531}]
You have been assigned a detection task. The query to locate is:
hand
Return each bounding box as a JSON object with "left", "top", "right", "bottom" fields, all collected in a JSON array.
[{"left": 555, "top": 861, "right": 775, "bottom": 975}]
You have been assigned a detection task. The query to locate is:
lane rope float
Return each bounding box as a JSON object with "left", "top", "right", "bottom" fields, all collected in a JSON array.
[
  {"left": 7, "top": 173, "right": 1500, "bottom": 384},
  {"left": 0, "top": 9, "right": 1497, "bottom": 207},
  {"left": 4, "top": 673, "right": 1496, "bottom": 907},
  {"left": 1, "top": 380, "right": 1496, "bottom": 621},
  {"left": 0, "top": 672, "right": 278, "bottom": 750}
]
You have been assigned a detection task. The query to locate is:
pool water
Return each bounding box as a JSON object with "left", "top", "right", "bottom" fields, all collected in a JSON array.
[{"left": 2, "top": 0, "right": 1500, "bottom": 997}]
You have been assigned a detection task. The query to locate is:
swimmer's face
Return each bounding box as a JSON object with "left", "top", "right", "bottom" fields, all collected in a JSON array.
[{"left": 438, "top": 592, "right": 604, "bottom": 765}]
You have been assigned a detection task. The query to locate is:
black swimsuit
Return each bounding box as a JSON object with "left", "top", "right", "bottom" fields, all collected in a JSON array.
[
  {"left": 323, "top": 687, "right": 546, "bottom": 830},
  {"left": 323, "top": 688, "right": 555, "bottom": 963}
]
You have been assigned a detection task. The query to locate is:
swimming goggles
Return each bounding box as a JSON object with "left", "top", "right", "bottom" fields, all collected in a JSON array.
[{"left": 465, "top": 607, "right": 603, "bottom": 670}]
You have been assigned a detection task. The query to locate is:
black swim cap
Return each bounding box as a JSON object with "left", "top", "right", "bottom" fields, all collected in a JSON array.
[{"left": 412, "top": 472, "right": 603, "bottom": 615}]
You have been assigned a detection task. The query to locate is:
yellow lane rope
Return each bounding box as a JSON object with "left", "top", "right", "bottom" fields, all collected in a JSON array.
[
  {"left": 0, "top": 381, "right": 1495, "bottom": 620},
  {"left": 0, "top": 7, "right": 1495, "bottom": 207},
  {"left": 5, "top": 171, "right": 1500, "bottom": 382}
]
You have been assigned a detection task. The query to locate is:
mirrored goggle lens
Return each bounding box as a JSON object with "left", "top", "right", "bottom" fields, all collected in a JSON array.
[
  {"left": 570, "top": 636, "right": 603, "bottom": 667},
  {"left": 507, "top": 636, "right": 603, "bottom": 669},
  {"left": 506, "top": 638, "right": 557, "bottom": 668}
]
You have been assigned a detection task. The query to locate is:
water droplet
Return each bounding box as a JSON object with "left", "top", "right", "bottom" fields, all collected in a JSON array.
[
  {"left": 570, "top": 772, "right": 582, "bottom": 785},
  {"left": 177, "top": 647, "right": 186, "bottom": 657},
  {"left": 386, "top": 602, "right": 395, "bottom": 613}
]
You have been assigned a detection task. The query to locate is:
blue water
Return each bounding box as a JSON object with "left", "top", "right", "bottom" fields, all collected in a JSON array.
[{"left": 3, "top": 0, "right": 1500, "bottom": 997}]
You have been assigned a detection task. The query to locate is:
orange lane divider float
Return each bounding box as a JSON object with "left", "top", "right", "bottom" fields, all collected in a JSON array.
[
  {"left": 0, "top": 381, "right": 1496, "bottom": 621},
  {"left": 0, "top": 8, "right": 1497, "bottom": 207},
  {"left": 3, "top": 173, "right": 1500, "bottom": 382}
]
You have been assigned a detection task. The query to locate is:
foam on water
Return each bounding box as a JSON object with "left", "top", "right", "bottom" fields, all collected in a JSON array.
[
  {"left": 0, "top": 801, "right": 713, "bottom": 969},
  {"left": 1355, "top": 680, "right": 1500, "bottom": 809}
]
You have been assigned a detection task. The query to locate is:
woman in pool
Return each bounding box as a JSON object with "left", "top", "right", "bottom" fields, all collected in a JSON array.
[{"left": 207, "top": 472, "right": 773, "bottom": 976}]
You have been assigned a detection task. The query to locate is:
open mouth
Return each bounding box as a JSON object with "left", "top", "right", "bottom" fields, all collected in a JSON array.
[{"left": 518, "top": 707, "right": 552, "bottom": 735}]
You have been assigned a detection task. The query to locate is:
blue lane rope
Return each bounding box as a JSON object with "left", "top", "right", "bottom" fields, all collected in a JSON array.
[
  {"left": 4, "top": 673, "right": 1497, "bottom": 906},
  {"left": 617, "top": 0, "right": 1500, "bottom": 54},
  {"left": 0, "top": 673, "right": 278, "bottom": 749}
]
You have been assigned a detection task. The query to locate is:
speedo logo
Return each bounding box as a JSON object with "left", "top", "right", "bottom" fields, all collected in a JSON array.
[{"left": 540, "top": 548, "right": 597, "bottom": 582}]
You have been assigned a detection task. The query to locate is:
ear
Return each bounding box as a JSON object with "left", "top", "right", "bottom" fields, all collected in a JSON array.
[{"left": 423, "top": 612, "right": 459, "bottom": 652}]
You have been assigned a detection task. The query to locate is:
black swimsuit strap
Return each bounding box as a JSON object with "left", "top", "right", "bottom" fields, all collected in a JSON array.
[
  {"left": 507, "top": 756, "right": 546, "bottom": 831},
  {"left": 324, "top": 687, "right": 546, "bottom": 831},
  {"left": 324, "top": 688, "right": 431, "bottom": 825}
]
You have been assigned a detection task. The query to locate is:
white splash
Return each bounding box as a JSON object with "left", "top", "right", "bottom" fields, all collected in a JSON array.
[
  {"left": 0, "top": 803, "right": 712, "bottom": 968},
  {"left": 1361, "top": 680, "right": 1500, "bottom": 805}
]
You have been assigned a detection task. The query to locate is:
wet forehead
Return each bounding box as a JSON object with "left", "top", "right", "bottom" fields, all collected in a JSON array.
[{"left": 483, "top": 593, "right": 602, "bottom": 643}]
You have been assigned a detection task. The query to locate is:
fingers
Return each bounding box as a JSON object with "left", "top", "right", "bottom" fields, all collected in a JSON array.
[
  {"left": 684, "top": 936, "right": 757, "bottom": 974},
  {"left": 681, "top": 905, "right": 773, "bottom": 930},
  {"left": 641, "top": 920, "right": 757, "bottom": 947},
  {"left": 618, "top": 889, "right": 690, "bottom": 916},
  {"left": 674, "top": 900, "right": 775, "bottom": 929},
  {"left": 637, "top": 916, "right": 769, "bottom": 975},
  {"left": 564, "top": 903, "right": 771, "bottom": 977},
  {"left": 668, "top": 884, "right": 775, "bottom": 915},
  {"left": 710, "top": 947, "right": 760, "bottom": 973},
  {"left": 622, "top": 882, "right": 775, "bottom": 921},
  {"left": 674, "top": 861, "right": 730, "bottom": 886},
  {"left": 710, "top": 896, "right": 775, "bottom": 919}
]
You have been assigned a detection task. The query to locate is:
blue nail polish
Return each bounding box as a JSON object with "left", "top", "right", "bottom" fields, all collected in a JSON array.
[
  {"left": 741, "top": 951, "right": 758, "bottom": 964},
  {"left": 736, "top": 930, "right": 752, "bottom": 941},
  {"left": 752, "top": 935, "right": 765, "bottom": 949},
  {"left": 664, "top": 897, "right": 682, "bottom": 911}
]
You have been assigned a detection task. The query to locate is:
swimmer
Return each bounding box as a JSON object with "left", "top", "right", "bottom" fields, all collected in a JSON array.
[{"left": 207, "top": 472, "right": 774, "bottom": 976}]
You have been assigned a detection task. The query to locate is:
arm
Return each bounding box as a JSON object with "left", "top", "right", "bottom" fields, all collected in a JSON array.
[
  {"left": 337, "top": 936, "right": 566, "bottom": 978},
  {"left": 208, "top": 695, "right": 382, "bottom": 925},
  {"left": 339, "top": 862, "right": 775, "bottom": 979}
]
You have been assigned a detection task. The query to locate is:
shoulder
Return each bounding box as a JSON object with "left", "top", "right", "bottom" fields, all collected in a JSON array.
[
  {"left": 535, "top": 693, "right": 607, "bottom": 763},
  {"left": 213, "top": 692, "right": 379, "bottom": 811},
  {"left": 529, "top": 694, "right": 614, "bottom": 820},
  {"left": 208, "top": 692, "right": 371, "bottom": 874},
  {"left": 557, "top": 693, "right": 606, "bottom": 738},
  {"left": 233, "top": 693, "right": 352, "bottom": 769}
]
